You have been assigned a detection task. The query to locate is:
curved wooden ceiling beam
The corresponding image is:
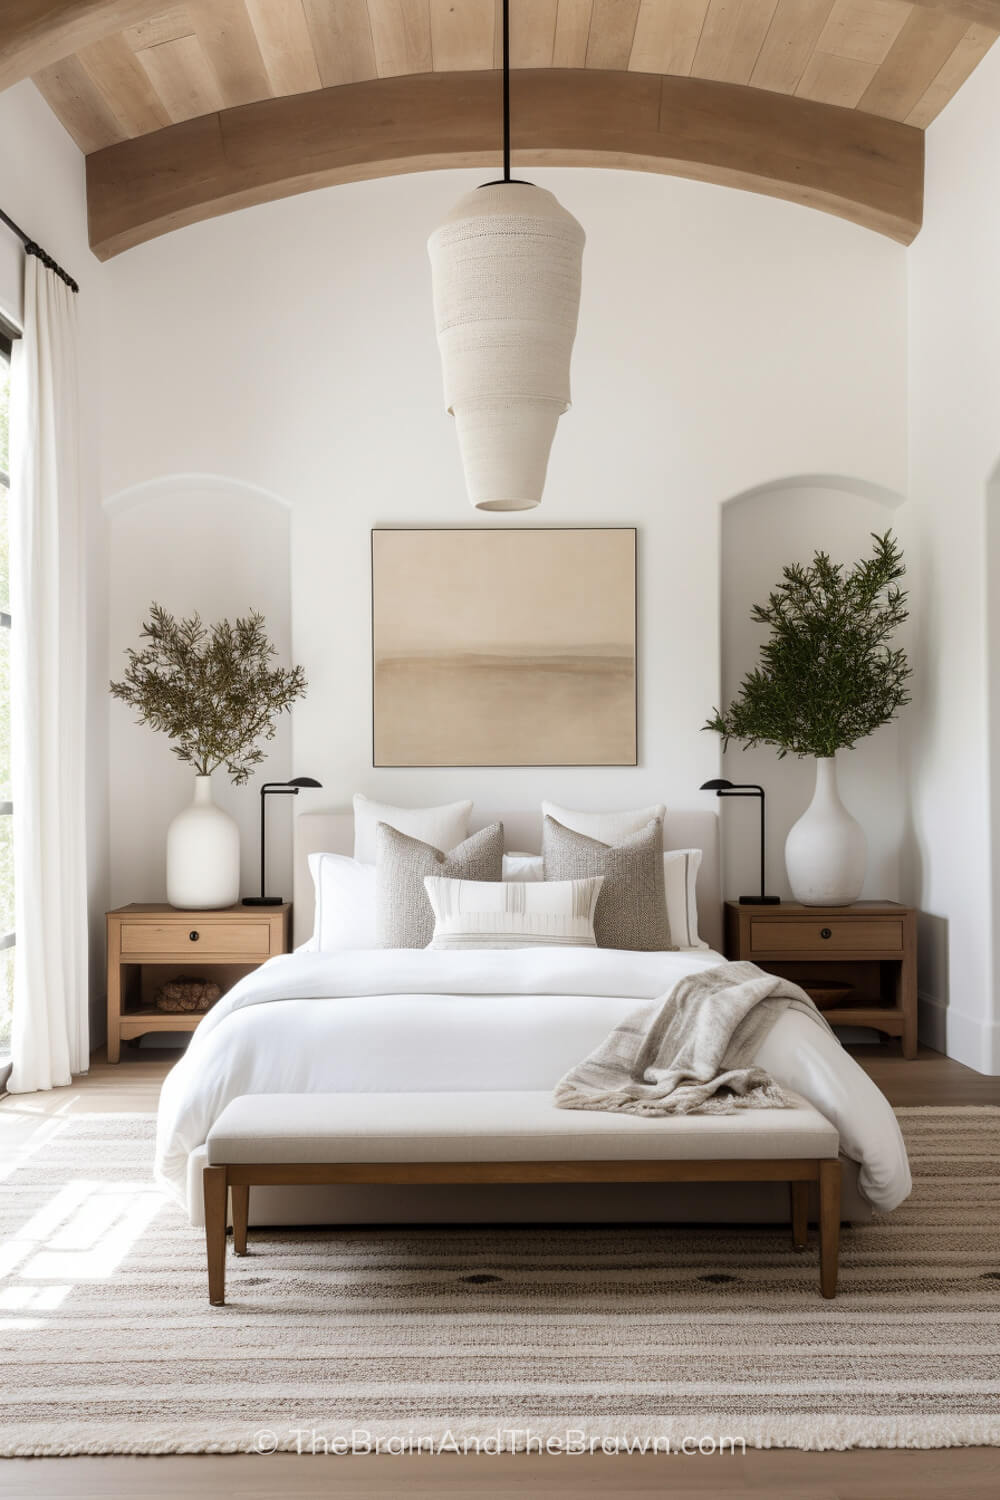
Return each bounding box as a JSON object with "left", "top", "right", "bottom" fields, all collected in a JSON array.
[
  {"left": 0, "top": 0, "right": 164, "bottom": 90},
  {"left": 87, "top": 69, "right": 923, "bottom": 260}
]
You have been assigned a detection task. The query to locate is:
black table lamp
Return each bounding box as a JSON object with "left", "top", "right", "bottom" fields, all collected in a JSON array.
[
  {"left": 243, "top": 777, "right": 322, "bottom": 907},
  {"left": 700, "top": 779, "right": 780, "bottom": 906}
]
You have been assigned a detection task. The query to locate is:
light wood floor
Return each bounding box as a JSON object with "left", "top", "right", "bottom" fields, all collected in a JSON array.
[{"left": 2, "top": 1041, "right": 998, "bottom": 1498}]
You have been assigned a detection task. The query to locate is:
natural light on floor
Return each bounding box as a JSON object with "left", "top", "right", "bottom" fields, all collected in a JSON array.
[{"left": 0, "top": 1172, "right": 165, "bottom": 1330}]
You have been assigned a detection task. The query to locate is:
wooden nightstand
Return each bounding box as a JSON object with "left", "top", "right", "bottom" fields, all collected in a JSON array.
[
  {"left": 724, "top": 900, "right": 918, "bottom": 1058},
  {"left": 106, "top": 903, "right": 291, "bottom": 1063}
]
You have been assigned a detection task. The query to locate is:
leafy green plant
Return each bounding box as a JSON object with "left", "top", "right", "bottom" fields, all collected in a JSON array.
[
  {"left": 705, "top": 531, "right": 911, "bottom": 759},
  {"left": 110, "top": 604, "right": 306, "bottom": 785}
]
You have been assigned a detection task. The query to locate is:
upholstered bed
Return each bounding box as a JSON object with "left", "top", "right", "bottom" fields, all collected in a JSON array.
[{"left": 155, "top": 809, "right": 911, "bottom": 1227}]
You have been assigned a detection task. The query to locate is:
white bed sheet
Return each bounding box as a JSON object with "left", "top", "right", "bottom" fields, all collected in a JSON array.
[{"left": 155, "top": 948, "right": 911, "bottom": 1220}]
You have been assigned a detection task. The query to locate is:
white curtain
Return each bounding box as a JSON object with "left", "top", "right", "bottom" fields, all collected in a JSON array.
[{"left": 8, "top": 257, "right": 89, "bottom": 1091}]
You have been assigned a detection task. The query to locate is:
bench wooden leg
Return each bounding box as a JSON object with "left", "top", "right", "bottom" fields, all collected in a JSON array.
[
  {"left": 790, "top": 1180, "right": 809, "bottom": 1250},
  {"left": 231, "top": 1183, "right": 249, "bottom": 1256},
  {"left": 819, "top": 1159, "right": 841, "bottom": 1299},
  {"left": 204, "top": 1165, "right": 228, "bottom": 1306}
]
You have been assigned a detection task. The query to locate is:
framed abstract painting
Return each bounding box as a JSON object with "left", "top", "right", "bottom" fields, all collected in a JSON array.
[{"left": 371, "top": 528, "right": 637, "bottom": 767}]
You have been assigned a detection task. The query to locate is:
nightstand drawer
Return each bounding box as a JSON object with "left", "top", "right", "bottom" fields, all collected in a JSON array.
[
  {"left": 749, "top": 919, "right": 904, "bottom": 954},
  {"left": 119, "top": 921, "right": 273, "bottom": 957}
]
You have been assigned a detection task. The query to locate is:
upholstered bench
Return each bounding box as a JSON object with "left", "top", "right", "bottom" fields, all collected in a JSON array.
[{"left": 203, "top": 1090, "right": 842, "bottom": 1304}]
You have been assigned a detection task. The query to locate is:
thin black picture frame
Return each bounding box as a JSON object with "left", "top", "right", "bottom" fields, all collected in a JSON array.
[{"left": 370, "top": 526, "right": 639, "bottom": 769}]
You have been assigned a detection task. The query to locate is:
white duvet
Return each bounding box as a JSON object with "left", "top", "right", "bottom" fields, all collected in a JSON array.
[{"left": 155, "top": 947, "right": 911, "bottom": 1217}]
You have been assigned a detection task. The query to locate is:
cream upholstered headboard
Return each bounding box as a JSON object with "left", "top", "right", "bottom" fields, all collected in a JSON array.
[{"left": 293, "top": 807, "right": 723, "bottom": 952}]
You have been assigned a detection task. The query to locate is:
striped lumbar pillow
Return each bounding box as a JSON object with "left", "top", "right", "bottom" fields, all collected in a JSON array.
[{"left": 424, "top": 875, "right": 603, "bottom": 951}]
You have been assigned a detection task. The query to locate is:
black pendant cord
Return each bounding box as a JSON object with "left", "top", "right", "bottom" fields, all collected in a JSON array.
[
  {"left": 0, "top": 206, "right": 79, "bottom": 294},
  {"left": 502, "top": 0, "right": 511, "bottom": 184},
  {"left": 480, "top": 0, "right": 531, "bottom": 188}
]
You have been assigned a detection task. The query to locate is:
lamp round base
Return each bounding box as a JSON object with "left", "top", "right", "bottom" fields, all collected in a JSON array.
[
  {"left": 739, "top": 895, "right": 781, "bottom": 905},
  {"left": 241, "top": 896, "right": 285, "bottom": 907}
]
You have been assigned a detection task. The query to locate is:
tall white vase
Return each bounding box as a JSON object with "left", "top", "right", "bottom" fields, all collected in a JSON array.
[
  {"left": 166, "top": 775, "right": 240, "bottom": 910},
  {"left": 784, "top": 756, "right": 866, "bottom": 906}
]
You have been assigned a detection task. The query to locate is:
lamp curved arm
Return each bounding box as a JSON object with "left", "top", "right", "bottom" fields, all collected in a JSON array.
[
  {"left": 253, "top": 778, "right": 324, "bottom": 900},
  {"left": 699, "top": 779, "right": 770, "bottom": 902}
]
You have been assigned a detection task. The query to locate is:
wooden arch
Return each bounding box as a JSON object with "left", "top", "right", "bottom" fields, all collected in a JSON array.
[{"left": 86, "top": 68, "right": 923, "bottom": 259}]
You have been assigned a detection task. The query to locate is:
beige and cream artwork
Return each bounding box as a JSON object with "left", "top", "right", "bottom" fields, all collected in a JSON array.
[{"left": 372, "top": 529, "right": 637, "bottom": 767}]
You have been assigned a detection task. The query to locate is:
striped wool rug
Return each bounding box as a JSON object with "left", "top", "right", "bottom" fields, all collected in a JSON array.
[{"left": 1, "top": 1106, "right": 998, "bottom": 1456}]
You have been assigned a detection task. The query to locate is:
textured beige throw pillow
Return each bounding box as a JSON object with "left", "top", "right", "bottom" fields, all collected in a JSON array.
[
  {"left": 542, "top": 815, "right": 673, "bottom": 951},
  {"left": 376, "top": 822, "right": 504, "bottom": 948}
]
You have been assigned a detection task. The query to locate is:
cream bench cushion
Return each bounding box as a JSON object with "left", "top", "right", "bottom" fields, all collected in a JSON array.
[
  {"left": 203, "top": 1090, "right": 843, "bottom": 1304},
  {"left": 206, "top": 1089, "right": 839, "bottom": 1164}
]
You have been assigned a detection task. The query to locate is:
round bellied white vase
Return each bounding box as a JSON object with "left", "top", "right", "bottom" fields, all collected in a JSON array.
[
  {"left": 784, "top": 756, "right": 867, "bottom": 906},
  {"left": 166, "top": 775, "right": 240, "bottom": 910}
]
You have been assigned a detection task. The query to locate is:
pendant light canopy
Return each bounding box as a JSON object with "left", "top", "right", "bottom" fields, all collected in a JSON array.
[{"left": 427, "top": 1, "right": 584, "bottom": 512}]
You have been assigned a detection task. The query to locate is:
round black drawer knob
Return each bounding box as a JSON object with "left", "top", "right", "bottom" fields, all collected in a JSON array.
[
  {"left": 820, "top": 927, "right": 832, "bottom": 940},
  {"left": 189, "top": 930, "right": 200, "bottom": 942}
]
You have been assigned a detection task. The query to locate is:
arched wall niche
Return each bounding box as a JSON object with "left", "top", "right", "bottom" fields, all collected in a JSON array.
[
  {"left": 106, "top": 473, "right": 294, "bottom": 918},
  {"left": 718, "top": 475, "right": 909, "bottom": 906}
]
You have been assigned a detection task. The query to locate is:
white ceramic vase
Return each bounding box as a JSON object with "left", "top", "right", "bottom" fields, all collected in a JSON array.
[
  {"left": 166, "top": 775, "right": 240, "bottom": 910},
  {"left": 784, "top": 756, "right": 866, "bottom": 906}
]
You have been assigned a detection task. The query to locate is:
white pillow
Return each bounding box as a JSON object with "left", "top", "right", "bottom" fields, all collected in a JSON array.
[
  {"left": 663, "top": 849, "right": 708, "bottom": 950},
  {"left": 353, "top": 793, "right": 472, "bottom": 865},
  {"left": 541, "top": 801, "right": 667, "bottom": 846},
  {"left": 502, "top": 852, "right": 544, "bottom": 881},
  {"left": 424, "top": 875, "right": 603, "bottom": 951},
  {"left": 308, "top": 852, "right": 377, "bottom": 950}
]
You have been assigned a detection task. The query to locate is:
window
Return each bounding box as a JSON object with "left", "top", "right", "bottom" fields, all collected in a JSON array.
[{"left": 0, "top": 330, "right": 12, "bottom": 1063}]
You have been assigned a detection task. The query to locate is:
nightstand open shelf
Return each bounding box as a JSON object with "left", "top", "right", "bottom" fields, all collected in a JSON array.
[
  {"left": 724, "top": 900, "right": 918, "bottom": 1058},
  {"left": 106, "top": 903, "right": 290, "bottom": 1063}
]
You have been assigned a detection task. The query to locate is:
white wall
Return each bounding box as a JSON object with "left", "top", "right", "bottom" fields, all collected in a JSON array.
[
  {"left": 0, "top": 82, "right": 110, "bottom": 1044},
  {"left": 98, "top": 167, "right": 907, "bottom": 949},
  {"left": 907, "top": 40, "right": 1000, "bottom": 1072},
  {"left": 720, "top": 481, "right": 909, "bottom": 904}
]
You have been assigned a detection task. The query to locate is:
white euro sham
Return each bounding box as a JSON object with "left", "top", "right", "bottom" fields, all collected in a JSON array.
[
  {"left": 353, "top": 793, "right": 472, "bottom": 865},
  {"left": 541, "top": 800, "right": 667, "bottom": 845}
]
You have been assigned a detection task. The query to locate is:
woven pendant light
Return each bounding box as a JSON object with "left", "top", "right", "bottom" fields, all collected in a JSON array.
[{"left": 427, "top": 2, "right": 584, "bottom": 511}]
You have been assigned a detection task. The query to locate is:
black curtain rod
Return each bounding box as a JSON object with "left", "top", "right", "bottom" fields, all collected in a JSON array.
[{"left": 0, "top": 206, "right": 79, "bottom": 294}]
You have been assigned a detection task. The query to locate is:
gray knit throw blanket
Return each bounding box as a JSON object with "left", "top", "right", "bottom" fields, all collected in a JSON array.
[{"left": 555, "top": 960, "right": 831, "bottom": 1116}]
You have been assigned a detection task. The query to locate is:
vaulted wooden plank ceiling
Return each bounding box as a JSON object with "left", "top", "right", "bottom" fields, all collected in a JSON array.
[{"left": 3, "top": 0, "right": 998, "bottom": 256}]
